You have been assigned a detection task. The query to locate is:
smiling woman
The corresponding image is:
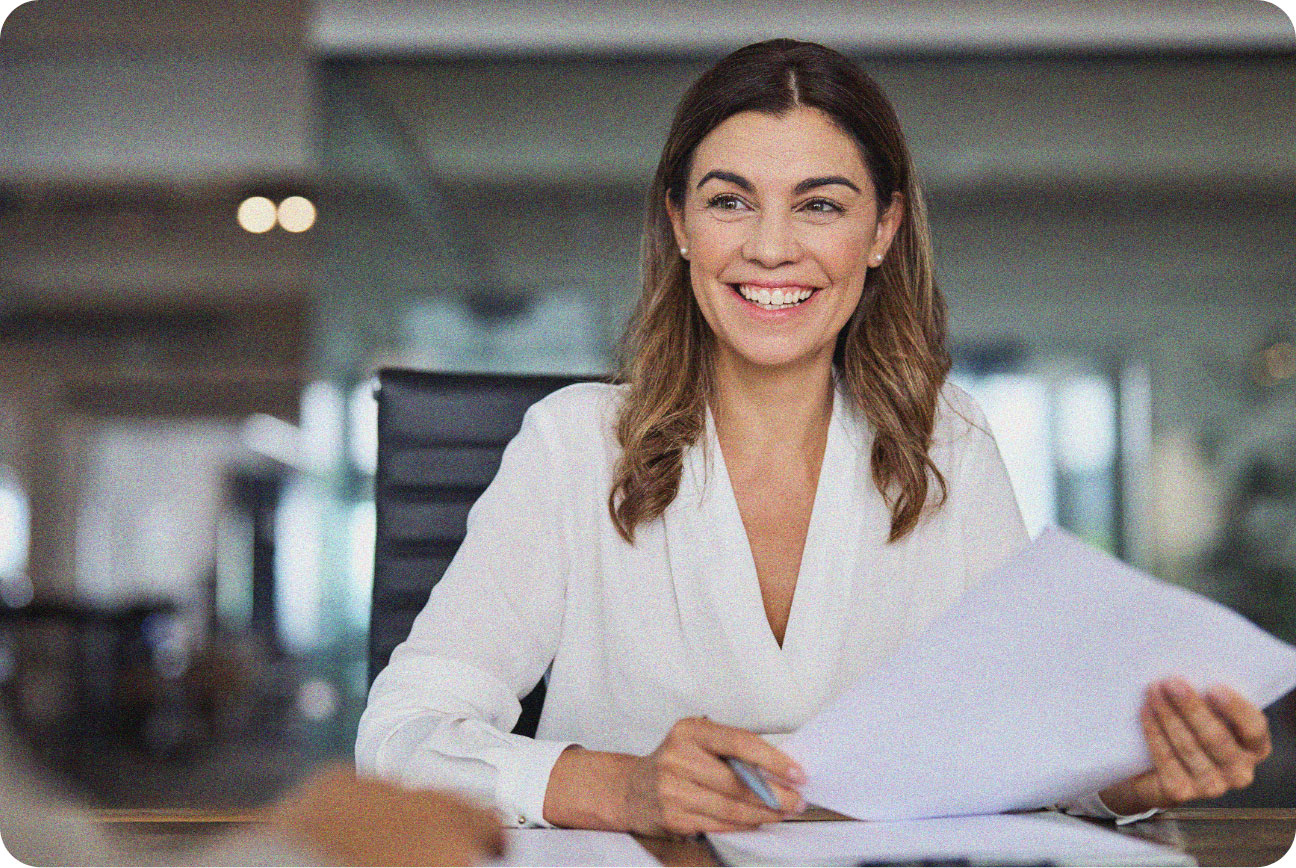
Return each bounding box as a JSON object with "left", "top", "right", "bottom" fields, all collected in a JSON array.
[
  {"left": 356, "top": 39, "right": 1272, "bottom": 837},
  {"left": 669, "top": 108, "right": 897, "bottom": 370},
  {"left": 612, "top": 42, "right": 946, "bottom": 553}
]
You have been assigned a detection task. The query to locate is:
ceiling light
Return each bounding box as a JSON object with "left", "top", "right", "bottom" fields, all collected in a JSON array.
[
  {"left": 277, "top": 195, "right": 317, "bottom": 233},
  {"left": 237, "top": 196, "right": 277, "bottom": 233}
]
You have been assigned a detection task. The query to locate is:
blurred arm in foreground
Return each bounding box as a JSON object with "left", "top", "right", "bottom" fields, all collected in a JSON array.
[{"left": 0, "top": 715, "right": 504, "bottom": 866}]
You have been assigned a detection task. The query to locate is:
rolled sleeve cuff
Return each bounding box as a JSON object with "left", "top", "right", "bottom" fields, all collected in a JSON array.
[
  {"left": 1056, "top": 790, "right": 1160, "bottom": 826},
  {"left": 494, "top": 738, "right": 576, "bottom": 828}
]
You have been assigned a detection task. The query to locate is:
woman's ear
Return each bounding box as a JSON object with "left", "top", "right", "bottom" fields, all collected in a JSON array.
[
  {"left": 872, "top": 191, "right": 905, "bottom": 259},
  {"left": 666, "top": 195, "right": 689, "bottom": 256}
]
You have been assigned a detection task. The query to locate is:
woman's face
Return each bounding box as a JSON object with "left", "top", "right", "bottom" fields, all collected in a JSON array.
[{"left": 668, "top": 106, "right": 903, "bottom": 376}]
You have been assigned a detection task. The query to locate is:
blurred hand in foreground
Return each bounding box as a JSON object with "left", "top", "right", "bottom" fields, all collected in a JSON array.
[{"left": 274, "top": 764, "right": 506, "bottom": 866}]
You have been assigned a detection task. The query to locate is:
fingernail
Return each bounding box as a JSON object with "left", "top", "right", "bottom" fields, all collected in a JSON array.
[
  {"left": 1166, "top": 679, "right": 1192, "bottom": 699},
  {"left": 788, "top": 765, "right": 806, "bottom": 784}
]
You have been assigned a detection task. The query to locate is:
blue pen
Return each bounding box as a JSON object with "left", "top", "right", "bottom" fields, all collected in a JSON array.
[{"left": 725, "top": 757, "right": 781, "bottom": 809}]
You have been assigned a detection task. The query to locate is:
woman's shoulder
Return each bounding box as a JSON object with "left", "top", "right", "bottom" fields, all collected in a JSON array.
[
  {"left": 931, "top": 379, "right": 995, "bottom": 447},
  {"left": 522, "top": 379, "right": 625, "bottom": 451},
  {"left": 527, "top": 379, "right": 624, "bottom": 421}
]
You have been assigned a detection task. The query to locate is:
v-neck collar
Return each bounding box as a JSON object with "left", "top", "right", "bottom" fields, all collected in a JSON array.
[{"left": 665, "top": 378, "right": 867, "bottom": 700}]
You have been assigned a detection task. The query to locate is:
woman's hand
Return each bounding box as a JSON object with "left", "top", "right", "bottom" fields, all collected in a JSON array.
[
  {"left": 545, "top": 718, "right": 806, "bottom": 835},
  {"left": 1099, "top": 679, "right": 1271, "bottom": 816},
  {"left": 624, "top": 716, "right": 806, "bottom": 837}
]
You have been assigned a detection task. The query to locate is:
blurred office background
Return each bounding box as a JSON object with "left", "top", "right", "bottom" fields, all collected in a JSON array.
[{"left": 1, "top": 0, "right": 1294, "bottom": 810}]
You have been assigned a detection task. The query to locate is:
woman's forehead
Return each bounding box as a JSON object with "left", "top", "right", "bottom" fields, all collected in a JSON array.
[{"left": 689, "top": 107, "right": 871, "bottom": 188}]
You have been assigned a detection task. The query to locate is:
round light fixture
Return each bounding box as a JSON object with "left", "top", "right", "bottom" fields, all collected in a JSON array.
[
  {"left": 237, "top": 196, "right": 277, "bottom": 233},
  {"left": 277, "top": 195, "right": 317, "bottom": 233}
]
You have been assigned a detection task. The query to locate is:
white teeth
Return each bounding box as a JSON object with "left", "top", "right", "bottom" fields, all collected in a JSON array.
[{"left": 737, "top": 285, "right": 813, "bottom": 310}]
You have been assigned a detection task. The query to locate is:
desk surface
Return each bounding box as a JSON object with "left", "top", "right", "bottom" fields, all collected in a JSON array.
[{"left": 99, "top": 807, "right": 1294, "bottom": 866}]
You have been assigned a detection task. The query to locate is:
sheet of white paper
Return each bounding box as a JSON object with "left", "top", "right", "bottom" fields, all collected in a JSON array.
[
  {"left": 708, "top": 814, "right": 1194, "bottom": 866},
  {"left": 784, "top": 526, "right": 1296, "bottom": 820},
  {"left": 495, "top": 828, "right": 659, "bottom": 867}
]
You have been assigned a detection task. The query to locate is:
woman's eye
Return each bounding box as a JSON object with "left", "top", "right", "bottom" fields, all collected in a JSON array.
[
  {"left": 706, "top": 194, "right": 749, "bottom": 212},
  {"left": 801, "top": 198, "right": 843, "bottom": 215}
]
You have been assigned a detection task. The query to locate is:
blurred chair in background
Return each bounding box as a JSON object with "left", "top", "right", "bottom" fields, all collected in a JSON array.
[{"left": 369, "top": 369, "right": 590, "bottom": 738}]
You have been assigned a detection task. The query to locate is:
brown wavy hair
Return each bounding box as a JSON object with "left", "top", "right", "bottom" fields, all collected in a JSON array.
[{"left": 609, "top": 39, "right": 950, "bottom": 544}]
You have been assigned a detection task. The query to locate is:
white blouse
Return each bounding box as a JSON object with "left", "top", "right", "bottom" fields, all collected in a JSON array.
[{"left": 356, "top": 380, "right": 1120, "bottom": 826}]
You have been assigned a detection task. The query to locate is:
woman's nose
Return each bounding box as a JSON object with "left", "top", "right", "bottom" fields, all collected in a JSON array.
[{"left": 741, "top": 212, "right": 801, "bottom": 267}]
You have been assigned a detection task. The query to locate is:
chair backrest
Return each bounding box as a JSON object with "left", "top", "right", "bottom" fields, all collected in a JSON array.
[{"left": 370, "top": 368, "right": 588, "bottom": 738}]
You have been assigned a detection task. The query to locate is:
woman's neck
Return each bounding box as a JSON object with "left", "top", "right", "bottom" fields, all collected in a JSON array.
[{"left": 709, "top": 350, "right": 835, "bottom": 458}]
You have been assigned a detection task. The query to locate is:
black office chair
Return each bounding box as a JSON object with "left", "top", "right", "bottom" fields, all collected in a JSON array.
[{"left": 370, "top": 368, "right": 589, "bottom": 738}]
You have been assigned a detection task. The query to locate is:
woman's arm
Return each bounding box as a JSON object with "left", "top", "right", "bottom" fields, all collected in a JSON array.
[{"left": 356, "top": 401, "right": 577, "bottom": 827}]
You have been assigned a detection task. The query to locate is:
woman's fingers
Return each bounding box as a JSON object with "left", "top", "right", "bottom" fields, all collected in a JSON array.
[
  {"left": 630, "top": 716, "right": 806, "bottom": 836},
  {"left": 1207, "top": 684, "right": 1273, "bottom": 759},
  {"left": 684, "top": 717, "right": 806, "bottom": 784},
  {"left": 663, "top": 769, "right": 786, "bottom": 827},
  {"left": 1109, "top": 681, "right": 1269, "bottom": 815},
  {"left": 1160, "top": 680, "right": 1250, "bottom": 777},
  {"left": 1143, "top": 679, "right": 1272, "bottom": 804},
  {"left": 678, "top": 750, "right": 803, "bottom": 814},
  {"left": 671, "top": 720, "right": 803, "bottom": 814},
  {"left": 1140, "top": 702, "right": 1198, "bottom": 805},
  {"left": 1148, "top": 682, "right": 1231, "bottom": 797}
]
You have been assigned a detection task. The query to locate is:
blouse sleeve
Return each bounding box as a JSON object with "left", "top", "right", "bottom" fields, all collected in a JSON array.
[{"left": 355, "top": 401, "right": 577, "bottom": 827}]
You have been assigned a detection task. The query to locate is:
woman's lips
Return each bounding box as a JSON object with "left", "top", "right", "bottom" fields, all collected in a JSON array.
[{"left": 729, "top": 283, "right": 819, "bottom": 313}]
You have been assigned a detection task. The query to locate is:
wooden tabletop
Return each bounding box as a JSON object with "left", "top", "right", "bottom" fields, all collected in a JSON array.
[
  {"left": 1116, "top": 808, "right": 1295, "bottom": 868},
  {"left": 98, "top": 806, "right": 1294, "bottom": 866}
]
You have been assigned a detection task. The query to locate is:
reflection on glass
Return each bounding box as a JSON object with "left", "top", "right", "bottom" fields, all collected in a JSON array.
[
  {"left": 1057, "top": 377, "right": 1116, "bottom": 474},
  {"left": 0, "top": 466, "right": 30, "bottom": 580},
  {"left": 953, "top": 361, "right": 1128, "bottom": 555},
  {"left": 401, "top": 292, "right": 610, "bottom": 376},
  {"left": 347, "top": 501, "right": 375, "bottom": 633},
  {"left": 215, "top": 511, "right": 254, "bottom": 632},
  {"left": 274, "top": 478, "right": 325, "bottom": 654},
  {"left": 953, "top": 373, "right": 1057, "bottom": 537},
  {"left": 1054, "top": 374, "right": 1118, "bottom": 552},
  {"left": 349, "top": 380, "right": 379, "bottom": 477}
]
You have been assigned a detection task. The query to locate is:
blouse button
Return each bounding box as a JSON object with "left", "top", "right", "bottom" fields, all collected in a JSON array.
[{"left": 517, "top": 814, "right": 527, "bottom": 825}]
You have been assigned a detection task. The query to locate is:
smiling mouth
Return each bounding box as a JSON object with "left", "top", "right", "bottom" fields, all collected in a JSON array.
[{"left": 731, "top": 284, "right": 816, "bottom": 311}]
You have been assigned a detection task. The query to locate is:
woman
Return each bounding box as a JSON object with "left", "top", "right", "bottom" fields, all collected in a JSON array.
[{"left": 357, "top": 39, "right": 1271, "bottom": 836}]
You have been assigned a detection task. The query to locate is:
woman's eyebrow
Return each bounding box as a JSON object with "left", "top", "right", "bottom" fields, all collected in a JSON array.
[
  {"left": 794, "top": 175, "right": 861, "bottom": 194},
  {"left": 695, "top": 170, "right": 861, "bottom": 196},
  {"left": 696, "top": 169, "right": 752, "bottom": 191}
]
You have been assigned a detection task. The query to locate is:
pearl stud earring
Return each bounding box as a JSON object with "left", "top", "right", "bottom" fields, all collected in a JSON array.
[{"left": 680, "top": 247, "right": 689, "bottom": 258}]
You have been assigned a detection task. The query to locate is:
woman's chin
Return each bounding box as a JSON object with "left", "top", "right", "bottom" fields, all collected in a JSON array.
[{"left": 716, "top": 340, "right": 833, "bottom": 375}]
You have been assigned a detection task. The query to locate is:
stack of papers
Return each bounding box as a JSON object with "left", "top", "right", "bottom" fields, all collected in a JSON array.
[
  {"left": 784, "top": 527, "right": 1296, "bottom": 820},
  {"left": 708, "top": 813, "right": 1194, "bottom": 866},
  {"left": 496, "top": 829, "right": 659, "bottom": 866}
]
